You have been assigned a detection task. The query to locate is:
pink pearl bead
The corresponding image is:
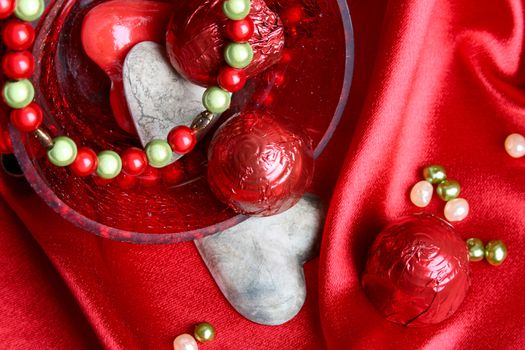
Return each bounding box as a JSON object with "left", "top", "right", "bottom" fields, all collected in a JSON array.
[
  {"left": 410, "top": 180, "right": 434, "bottom": 208},
  {"left": 444, "top": 198, "right": 469, "bottom": 222},
  {"left": 173, "top": 334, "right": 199, "bottom": 350},
  {"left": 505, "top": 133, "right": 525, "bottom": 158}
]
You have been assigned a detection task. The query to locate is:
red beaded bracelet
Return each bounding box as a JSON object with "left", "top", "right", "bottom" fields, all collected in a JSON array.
[{"left": 2, "top": 0, "right": 255, "bottom": 181}]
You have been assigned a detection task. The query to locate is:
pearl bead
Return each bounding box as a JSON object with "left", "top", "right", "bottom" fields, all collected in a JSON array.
[
  {"left": 466, "top": 238, "right": 485, "bottom": 262},
  {"left": 194, "top": 322, "right": 216, "bottom": 343},
  {"left": 10, "top": 102, "right": 42, "bottom": 132},
  {"left": 410, "top": 180, "right": 433, "bottom": 208},
  {"left": 436, "top": 179, "right": 461, "bottom": 201},
  {"left": 423, "top": 165, "right": 447, "bottom": 184},
  {"left": 444, "top": 198, "right": 469, "bottom": 222},
  {"left": 47, "top": 136, "right": 78, "bottom": 167},
  {"left": 485, "top": 240, "right": 507, "bottom": 266},
  {"left": 504, "top": 133, "right": 525, "bottom": 158},
  {"left": 0, "top": 0, "right": 16, "bottom": 19},
  {"left": 70, "top": 147, "right": 98, "bottom": 177},
  {"left": 223, "top": 0, "right": 250, "bottom": 20},
  {"left": 202, "top": 86, "right": 231, "bottom": 114},
  {"left": 121, "top": 147, "right": 148, "bottom": 176},
  {"left": 224, "top": 43, "right": 254, "bottom": 69},
  {"left": 218, "top": 66, "right": 247, "bottom": 92},
  {"left": 145, "top": 139, "right": 172, "bottom": 168},
  {"left": 226, "top": 17, "right": 254, "bottom": 42},
  {"left": 2, "top": 50, "right": 34, "bottom": 80},
  {"left": 2, "top": 20, "right": 35, "bottom": 51},
  {"left": 173, "top": 334, "right": 199, "bottom": 350},
  {"left": 14, "top": 0, "right": 44, "bottom": 22},
  {"left": 96, "top": 150, "right": 122, "bottom": 179},
  {"left": 3, "top": 79, "right": 34, "bottom": 109},
  {"left": 168, "top": 126, "right": 197, "bottom": 155}
]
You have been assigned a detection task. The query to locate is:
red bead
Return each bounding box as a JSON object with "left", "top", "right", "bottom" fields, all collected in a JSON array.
[
  {"left": 121, "top": 147, "right": 147, "bottom": 176},
  {"left": 161, "top": 162, "right": 185, "bottom": 186},
  {"left": 226, "top": 17, "right": 255, "bottom": 43},
  {"left": 2, "top": 51, "right": 34, "bottom": 79},
  {"left": 0, "top": 0, "right": 15, "bottom": 19},
  {"left": 10, "top": 102, "right": 42, "bottom": 132},
  {"left": 2, "top": 20, "right": 35, "bottom": 51},
  {"left": 168, "top": 126, "right": 197, "bottom": 155},
  {"left": 139, "top": 166, "right": 160, "bottom": 188},
  {"left": 115, "top": 173, "right": 137, "bottom": 189},
  {"left": 218, "top": 66, "right": 247, "bottom": 93},
  {"left": 70, "top": 147, "right": 98, "bottom": 177}
]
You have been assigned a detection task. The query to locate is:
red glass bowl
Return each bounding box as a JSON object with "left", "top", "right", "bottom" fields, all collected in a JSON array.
[{"left": 10, "top": 0, "right": 354, "bottom": 243}]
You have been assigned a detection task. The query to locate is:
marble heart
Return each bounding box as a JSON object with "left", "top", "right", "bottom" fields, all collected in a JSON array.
[
  {"left": 194, "top": 195, "right": 325, "bottom": 325},
  {"left": 123, "top": 41, "right": 217, "bottom": 162}
]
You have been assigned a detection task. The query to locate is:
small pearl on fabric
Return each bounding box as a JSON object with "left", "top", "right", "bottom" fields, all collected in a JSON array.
[
  {"left": 444, "top": 198, "right": 469, "bottom": 222},
  {"left": 485, "top": 240, "right": 507, "bottom": 266},
  {"left": 466, "top": 238, "right": 485, "bottom": 262},
  {"left": 504, "top": 133, "right": 525, "bottom": 158},
  {"left": 410, "top": 180, "right": 433, "bottom": 208},
  {"left": 422, "top": 165, "right": 447, "bottom": 184},
  {"left": 194, "top": 322, "right": 216, "bottom": 343},
  {"left": 436, "top": 179, "right": 461, "bottom": 201},
  {"left": 173, "top": 334, "right": 199, "bottom": 350}
]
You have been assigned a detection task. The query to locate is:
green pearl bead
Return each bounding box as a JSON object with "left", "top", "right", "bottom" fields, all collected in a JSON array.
[
  {"left": 194, "top": 322, "right": 216, "bottom": 343},
  {"left": 485, "top": 240, "right": 507, "bottom": 266},
  {"left": 436, "top": 179, "right": 461, "bottom": 201},
  {"left": 466, "top": 238, "right": 485, "bottom": 262},
  {"left": 3, "top": 79, "right": 34, "bottom": 109},
  {"left": 224, "top": 43, "right": 253, "bottom": 69},
  {"left": 15, "top": 0, "right": 45, "bottom": 21},
  {"left": 202, "top": 86, "right": 231, "bottom": 114},
  {"left": 422, "top": 165, "right": 447, "bottom": 184},
  {"left": 47, "top": 136, "right": 77, "bottom": 167},
  {"left": 223, "top": 0, "right": 251, "bottom": 20},
  {"left": 145, "top": 139, "right": 172, "bottom": 168},
  {"left": 96, "top": 151, "right": 122, "bottom": 179}
]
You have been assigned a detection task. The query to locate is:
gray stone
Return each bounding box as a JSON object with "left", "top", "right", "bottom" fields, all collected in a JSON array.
[
  {"left": 123, "top": 41, "right": 212, "bottom": 162},
  {"left": 194, "top": 195, "right": 325, "bottom": 326}
]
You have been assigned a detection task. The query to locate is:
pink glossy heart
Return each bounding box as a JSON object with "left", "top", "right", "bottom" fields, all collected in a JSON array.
[{"left": 81, "top": 0, "right": 174, "bottom": 134}]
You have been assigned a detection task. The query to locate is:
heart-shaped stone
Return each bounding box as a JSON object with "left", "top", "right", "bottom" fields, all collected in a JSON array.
[
  {"left": 81, "top": 0, "right": 174, "bottom": 134},
  {"left": 194, "top": 195, "right": 325, "bottom": 325},
  {"left": 124, "top": 42, "right": 216, "bottom": 162}
]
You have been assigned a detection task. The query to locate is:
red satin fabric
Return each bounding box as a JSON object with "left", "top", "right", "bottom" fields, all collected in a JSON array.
[{"left": 2, "top": 0, "right": 525, "bottom": 348}]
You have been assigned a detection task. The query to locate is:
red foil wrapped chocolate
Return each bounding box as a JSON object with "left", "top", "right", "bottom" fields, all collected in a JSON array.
[
  {"left": 166, "top": 0, "right": 284, "bottom": 86},
  {"left": 207, "top": 110, "right": 314, "bottom": 216},
  {"left": 362, "top": 213, "right": 471, "bottom": 327}
]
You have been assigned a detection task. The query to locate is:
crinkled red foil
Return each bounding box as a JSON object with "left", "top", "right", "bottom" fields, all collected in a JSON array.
[
  {"left": 166, "top": 0, "right": 285, "bottom": 86},
  {"left": 207, "top": 110, "right": 314, "bottom": 216},
  {"left": 361, "top": 213, "right": 471, "bottom": 327}
]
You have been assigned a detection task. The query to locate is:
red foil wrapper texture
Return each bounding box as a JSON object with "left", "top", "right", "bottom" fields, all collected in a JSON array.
[
  {"left": 361, "top": 213, "right": 471, "bottom": 327},
  {"left": 166, "top": 0, "right": 285, "bottom": 86},
  {"left": 207, "top": 110, "right": 314, "bottom": 216}
]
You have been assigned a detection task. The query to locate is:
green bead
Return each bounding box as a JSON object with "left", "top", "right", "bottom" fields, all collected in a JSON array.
[
  {"left": 3, "top": 79, "right": 34, "bottom": 109},
  {"left": 466, "top": 238, "right": 485, "bottom": 262},
  {"left": 15, "top": 0, "right": 45, "bottom": 21},
  {"left": 145, "top": 139, "right": 172, "bottom": 168},
  {"left": 194, "top": 322, "right": 216, "bottom": 343},
  {"left": 223, "top": 0, "right": 251, "bottom": 20},
  {"left": 96, "top": 151, "right": 122, "bottom": 179},
  {"left": 485, "top": 240, "right": 507, "bottom": 266},
  {"left": 422, "top": 165, "right": 447, "bottom": 184},
  {"left": 202, "top": 86, "right": 231, "bottom": 113},
  {"left": 224, "top": 43, "right": 253, "bottom": 69},
  {"left": 436, "top": 179, "right": 461, "bottom": 201},
  {"left": 47, "top": 136, "right": 77, "bottom": 167}
]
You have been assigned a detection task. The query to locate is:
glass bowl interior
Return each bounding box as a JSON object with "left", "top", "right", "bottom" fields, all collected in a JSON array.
[{"left": 11, "top": 0, "right": 354, "bottom": 243}]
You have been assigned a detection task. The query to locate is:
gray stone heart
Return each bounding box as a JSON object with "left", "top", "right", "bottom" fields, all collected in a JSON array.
[
  {"left": 194, "top": 195, "right": 325, "bottom": 325},
  {"left": 123, "top": 41, "right": 214, "bottom": 162}
]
